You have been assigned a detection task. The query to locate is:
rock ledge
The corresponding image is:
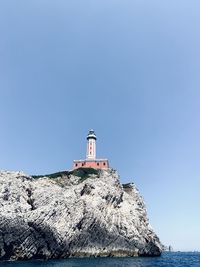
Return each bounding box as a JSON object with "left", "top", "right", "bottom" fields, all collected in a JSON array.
[{"left": 0, "top": 169, "right": 162, "bottom": 260}]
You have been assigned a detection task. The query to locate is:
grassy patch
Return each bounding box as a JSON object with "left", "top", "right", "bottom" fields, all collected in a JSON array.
[
  {"left": 32, "top": 171, "right": 69, "bottom": 179},
  {"left": 69, "top": 168, "right": 99, "bottom": 182},
  {"left": 32, "top": 168, "right": 99, "bottom": 183},
  {"left": 122, "top": 183, "right": 133, "bottom": 188}
]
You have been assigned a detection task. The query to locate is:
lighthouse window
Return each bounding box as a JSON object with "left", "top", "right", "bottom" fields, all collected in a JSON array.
[
  {"left": 103, "top": 162, "right": 106, "bottom": 166},
  {"left": 82, "top": 163, "right": 84, "bottom": 166},
  {"left": 75, "top": 163, "right": 78, "bottom": 167},
  {"left": 97, "top": 163, "right": 99, "bottom": 166}
]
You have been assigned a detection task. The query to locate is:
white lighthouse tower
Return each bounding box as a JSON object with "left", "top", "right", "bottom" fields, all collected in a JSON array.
[{"left": 86, "top": 129, "right": 97, "bottom": 160}]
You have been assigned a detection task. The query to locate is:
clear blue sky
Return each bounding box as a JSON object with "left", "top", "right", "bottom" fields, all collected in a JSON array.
[{"left": 0, "top": 0, "right": 200, "bottom": 251}]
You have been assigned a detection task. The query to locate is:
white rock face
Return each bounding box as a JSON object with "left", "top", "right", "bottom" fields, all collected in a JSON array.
[{"left": 0, "top": 169, "right": 162, "bottom": 260}]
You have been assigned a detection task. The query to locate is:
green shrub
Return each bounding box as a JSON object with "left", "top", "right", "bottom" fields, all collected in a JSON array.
[
  {"left": 32, "top": 171, "right": 69, "bottom": 179},
  {"left": 32, "top": 168, "right": 99, "bottom": 182},
  {"left": 122, "top": 183, "right": 133, "bottom": 188},
  {"left": 69, "top": 168, "right": 99, "bottom": 182}
]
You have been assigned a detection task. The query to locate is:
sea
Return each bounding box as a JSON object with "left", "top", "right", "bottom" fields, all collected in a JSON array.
[{"left": 0, "top": 253, "right": 199, "bottom": 267}]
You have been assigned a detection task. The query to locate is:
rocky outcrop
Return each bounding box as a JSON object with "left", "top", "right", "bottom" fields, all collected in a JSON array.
[{"left": 0, "top": 169, "right": 162, "bottom": 260}]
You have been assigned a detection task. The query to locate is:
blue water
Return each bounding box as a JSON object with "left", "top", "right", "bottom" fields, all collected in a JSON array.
[{"left": 0, "top": 253, "right": 199, "bottom": 267}]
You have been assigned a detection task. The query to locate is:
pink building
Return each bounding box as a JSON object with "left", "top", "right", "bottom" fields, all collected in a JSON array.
[{"left": 73, "top": 130, "right": 109, "bottom": 170}]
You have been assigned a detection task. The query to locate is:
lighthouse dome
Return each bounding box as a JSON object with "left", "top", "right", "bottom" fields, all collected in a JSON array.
[{"left": 87, "top": 129, "right": 97, "bottom": 140}]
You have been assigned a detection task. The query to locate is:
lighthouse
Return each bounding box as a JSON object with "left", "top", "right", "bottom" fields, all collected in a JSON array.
[
  {"left": 86, "top": 129, "right": 96, "bottom": 160},
  {"left": 73, "top": 130, "right": 109, "bottom": 170}
]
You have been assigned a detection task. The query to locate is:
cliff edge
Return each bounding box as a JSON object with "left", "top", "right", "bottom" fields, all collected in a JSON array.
[{"left": 0, "top": 168, "right": 162, "bottom": 260}]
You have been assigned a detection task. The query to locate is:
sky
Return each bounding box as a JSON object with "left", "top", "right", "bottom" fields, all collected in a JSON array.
[{"left": 0, "top": 0, "right": 200, "bottom": 251}]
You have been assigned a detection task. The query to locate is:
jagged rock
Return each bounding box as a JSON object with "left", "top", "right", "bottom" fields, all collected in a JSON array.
[{"left": 0, "top": 169, "right": 162, "bottom": 260}]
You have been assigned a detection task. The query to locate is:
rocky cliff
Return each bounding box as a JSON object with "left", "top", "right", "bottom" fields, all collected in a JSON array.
[{"left": 0, "top": 168, "right": 162, "bottom": 260}]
